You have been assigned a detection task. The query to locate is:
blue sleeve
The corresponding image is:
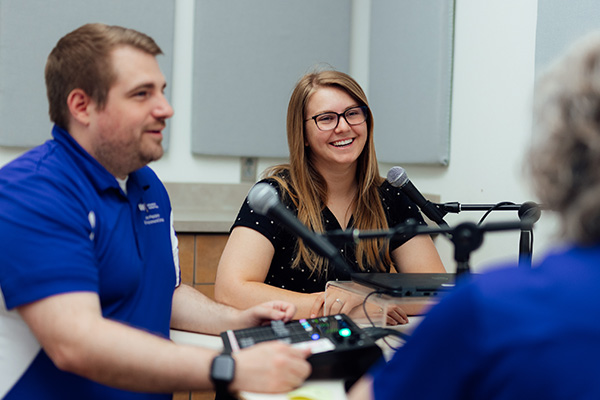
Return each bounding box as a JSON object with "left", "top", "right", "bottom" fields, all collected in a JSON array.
[
  {"left": 0, "top": 173, "right": 98, "bottom": 309},
  {"left": 371, "top": 283, "right": 484, "bottom": 400}
]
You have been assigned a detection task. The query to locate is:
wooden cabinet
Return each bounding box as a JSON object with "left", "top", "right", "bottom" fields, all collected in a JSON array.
[
  {"left": 178, "top": 233, "right": 229, "bottom": 300},
  {"left": 173, "top": 390, "right": 217, "bottom": 400}
]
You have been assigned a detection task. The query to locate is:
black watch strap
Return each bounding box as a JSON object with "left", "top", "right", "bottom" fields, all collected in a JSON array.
[{"left": 210, "top": 353, "right": 236, "bottom": 395}]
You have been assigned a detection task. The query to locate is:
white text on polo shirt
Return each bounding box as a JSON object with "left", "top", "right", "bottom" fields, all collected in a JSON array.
[{"left": 139, "top": 202, "right": 165, "bottom": 225}]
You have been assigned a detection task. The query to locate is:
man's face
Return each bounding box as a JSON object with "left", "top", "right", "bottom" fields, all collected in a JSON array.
[{"left": 87, "top": 45, "right": 173, "bottom": 178}]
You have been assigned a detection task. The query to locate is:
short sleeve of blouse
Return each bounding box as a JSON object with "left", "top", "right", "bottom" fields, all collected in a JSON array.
[
  {"left": 379, "top": 181, "right": 428, "bottom": 250},
  {"left": 231, "top": 179, "right": 289, "bottom": 246}
]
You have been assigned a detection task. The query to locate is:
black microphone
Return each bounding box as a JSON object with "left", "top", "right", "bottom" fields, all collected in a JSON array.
[
  {"left": 386, "top": 166, "right": 448, "bottom": 227},
  {"left": 247, "top": 183, "right": 351, "bottom": 274}
]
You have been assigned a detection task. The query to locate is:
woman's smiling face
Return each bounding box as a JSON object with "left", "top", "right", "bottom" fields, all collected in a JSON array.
[{"left": 303, "top": 86, "right": 367, "bottom": 172}]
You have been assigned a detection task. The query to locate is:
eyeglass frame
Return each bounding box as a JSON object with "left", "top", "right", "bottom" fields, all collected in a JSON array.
[{"left": 304, "top": 105, "right": 369, "bottom": 131}]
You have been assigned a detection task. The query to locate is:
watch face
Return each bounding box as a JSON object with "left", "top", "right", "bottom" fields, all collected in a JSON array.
[{"left": 212, "top": 354, "right": 235, "bottom": 382}]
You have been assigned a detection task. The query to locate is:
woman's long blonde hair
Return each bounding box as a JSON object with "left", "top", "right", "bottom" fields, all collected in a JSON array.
[{"left": 264, "top": 70, "right": 393, "bottom": 276}]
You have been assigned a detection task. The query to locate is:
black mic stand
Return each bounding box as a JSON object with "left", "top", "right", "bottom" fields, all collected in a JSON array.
[
  {"left": 517, "top": 202, "right": 542, "bottom": 268},
  {"left": 327, "top": 218, "right": 534, "bottom": 277},
  {"left": 434, "top": 201, "right": 543, "bottom": 269},
  {"left": 450, "top": 222, "right": 483, "bottom": 276},
  {"left": 518, "top": 227, "right": 533, "bottom": 268}
]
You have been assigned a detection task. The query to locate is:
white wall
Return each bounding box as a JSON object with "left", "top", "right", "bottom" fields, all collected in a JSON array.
[
  {"left": 410, "top": 0, "right": 560, "bottom": 272},
  {"left": 0, "top": 0, "right": 560, "bottom": 273}
]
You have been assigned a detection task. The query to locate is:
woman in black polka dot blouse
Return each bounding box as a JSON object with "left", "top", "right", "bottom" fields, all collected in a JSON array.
[{"left": 215, "top": 70, "right": 445, "bottom": 322}]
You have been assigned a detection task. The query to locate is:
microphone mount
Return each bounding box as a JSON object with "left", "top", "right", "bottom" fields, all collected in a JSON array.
[
  {"left": 327, "top": 218, "right": 535, "bottom": 276},
  {"left": 435, "top": 201, "right": 543, "bottom": 268}
]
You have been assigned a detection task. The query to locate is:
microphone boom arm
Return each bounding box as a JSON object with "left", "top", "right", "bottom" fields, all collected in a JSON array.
[
  {"left": 327, "top": 218, "right": 534, "bottom": 276},
  {"left": 438, "top": 202, "right": 521, "bottom": 214}
]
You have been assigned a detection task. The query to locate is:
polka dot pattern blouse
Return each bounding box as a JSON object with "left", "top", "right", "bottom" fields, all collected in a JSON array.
[{"left": 231, "top": 179, "right": 428, "bottom": 293}]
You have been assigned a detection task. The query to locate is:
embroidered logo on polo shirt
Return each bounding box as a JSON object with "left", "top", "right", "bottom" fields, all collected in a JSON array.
[
  {"left": 138, "top": 202, "right": 160, "bottom": 212},
  {"left": 139, "top": 202, "right": 165, "bottom": 225}
]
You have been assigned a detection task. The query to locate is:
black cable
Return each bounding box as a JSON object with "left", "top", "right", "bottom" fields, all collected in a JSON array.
[
  {"left": 362, "top": 290, "right": 384, "bottom": 327},
  {"left": 477, "top": 201, "right": 516, "bottom": 225},
  {"left": 361, "top": 290, "right": 409, "bottom": 351},
  {"left": 362, "top": 327, "right": 411, "bottom": 341}
]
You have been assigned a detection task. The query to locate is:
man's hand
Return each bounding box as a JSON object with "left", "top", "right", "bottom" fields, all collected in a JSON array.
[
  {"left": 231, "top": 341, "right": 311, "bottom": 393},
  {"left": 238, "top": 300, "right": 297, "bottom": 328}
]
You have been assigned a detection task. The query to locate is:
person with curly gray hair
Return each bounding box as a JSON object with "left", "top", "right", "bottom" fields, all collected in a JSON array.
[
  {"left": 348, "top": 32, "right": 600, "bottom": 400},
  {"left": 529, "top": 34, "right": 600, "bottom": 245}
]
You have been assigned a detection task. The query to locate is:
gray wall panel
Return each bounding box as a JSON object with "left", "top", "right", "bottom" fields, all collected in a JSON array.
[
  {"left": 0, "top": 0, "right": 174, "bottom": 148},
  {"left": 369, "top": 0, "right": 454, "bottom": 165},
  {"left": 535, "top": 0, "right": 600, "bottom": 73},
  {"left": 191, "top": 0, "right": 351, "bottom": 158},
  {"left": 2, "top": 1, "right": 455, "bottom": 165}
]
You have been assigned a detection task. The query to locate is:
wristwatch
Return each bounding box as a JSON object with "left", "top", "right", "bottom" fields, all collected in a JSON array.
[{"left": 210, "top": 353, "right": 236, "bottom": 394}]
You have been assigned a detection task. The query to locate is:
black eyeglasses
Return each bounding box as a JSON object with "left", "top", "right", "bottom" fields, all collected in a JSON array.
[{"left": 305, "top": 106, "right": 369, "bottom": 131}]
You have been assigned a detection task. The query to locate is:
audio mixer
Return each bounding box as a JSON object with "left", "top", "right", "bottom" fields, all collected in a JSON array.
[{"left": 220, "top": 314, "right": 382, "bottom": 380}]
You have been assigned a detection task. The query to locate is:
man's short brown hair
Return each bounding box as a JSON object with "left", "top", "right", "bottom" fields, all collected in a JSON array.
[{"left": 45, "top": 23, "right": 162, "bottom": 129}]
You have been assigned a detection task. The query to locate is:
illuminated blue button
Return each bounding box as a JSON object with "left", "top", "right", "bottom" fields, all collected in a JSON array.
[{"left": 311, "top": 333, "right": 320, "bottom": 340}]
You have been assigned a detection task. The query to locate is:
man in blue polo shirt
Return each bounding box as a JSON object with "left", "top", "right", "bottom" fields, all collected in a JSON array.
[{"left": 0, "top": 23, "right": 310, "bottom": 399}]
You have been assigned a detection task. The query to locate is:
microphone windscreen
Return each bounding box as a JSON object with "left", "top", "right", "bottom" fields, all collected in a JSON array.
[
  {"left": 387, "top": 166, "right": 409, "bottom": 188},
  {"left": 518, "top": 201, "right": 542, "bottom": 223},
  {"left": 248, "top": 183, "right": 279, "bottom": 216}
]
